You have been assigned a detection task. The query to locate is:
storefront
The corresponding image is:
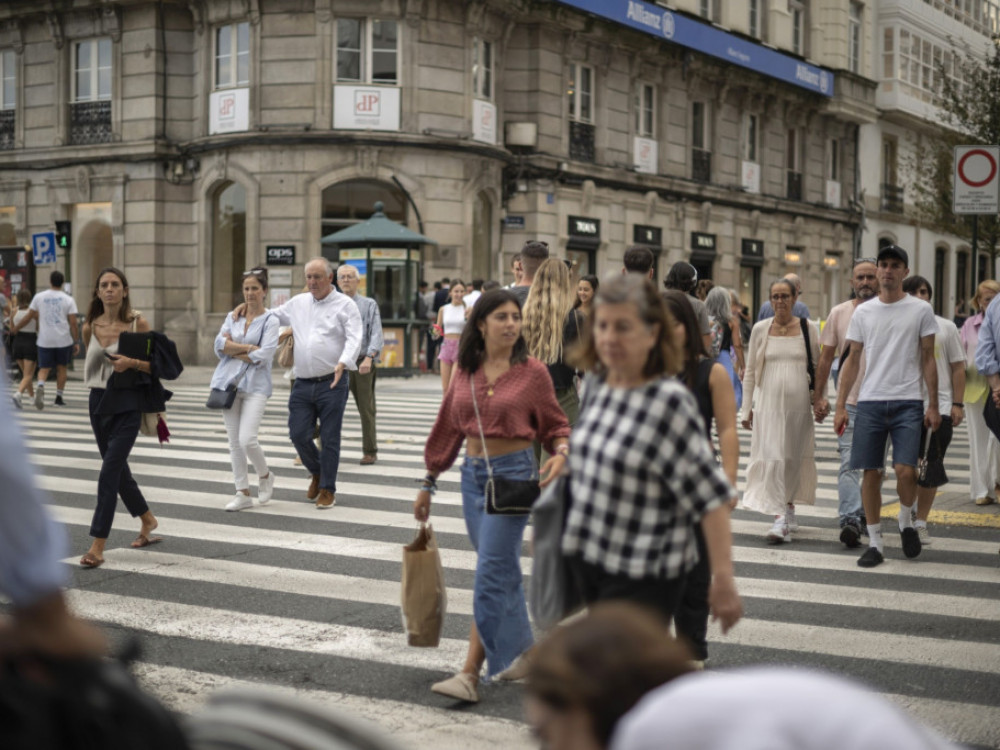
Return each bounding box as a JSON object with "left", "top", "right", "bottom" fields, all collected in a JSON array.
[
  {"left": 739, "top": 239, "right": 764, "bottom": 315},
  {"left": 566, "top": 216, "right": 601, "bottom": 275},
  {"left": 0, "top": 246, "right": 33, "bottom": 302},
  {"left": 690, "top": 232, "right": 717, "bottom": 283}
]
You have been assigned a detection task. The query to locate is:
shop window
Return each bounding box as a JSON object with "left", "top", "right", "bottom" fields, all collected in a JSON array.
[
  {"left": 336, "top": 18, "right": 399, "bottom": 85},
  {"left": 70, "top": 38, "right": 112, "bottom": 145},
  {"left": 473, "top": 38, "right": 493, "bottom": 100},
  {"left": 210, "top": 181, "right": 247, "bottom": 313},
  {"left": 215, "top": 22, "right": 249, "bottom": 89}
]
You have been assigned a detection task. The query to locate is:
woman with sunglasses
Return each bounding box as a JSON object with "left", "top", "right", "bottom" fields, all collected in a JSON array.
[
  {"left": 211, "top": 267, "right": 280, "bottom": 511},
  {"left": 740, "top": 279, "right": 819, "bottom": 544}
]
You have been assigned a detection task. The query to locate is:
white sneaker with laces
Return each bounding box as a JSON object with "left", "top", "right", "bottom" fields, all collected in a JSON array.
[
  {"left": 258, "top": 472, "right": 275, "bottom": 505},
  {"left": 916, "top": 525, "right": 932, "bottom": 546},
  {"left": 225, "top": 493, "right": 253, "bottom": 512},
  {"left": 766, "top": 517, "right": 791, "bottom": 544},
  {"left": 785, "top": 505, "right": 799, "bottom": 531}
]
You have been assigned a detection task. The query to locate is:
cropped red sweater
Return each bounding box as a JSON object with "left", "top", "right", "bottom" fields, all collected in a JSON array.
[{"left": 424, "top": 358, "right": 571, "bottom": 475}]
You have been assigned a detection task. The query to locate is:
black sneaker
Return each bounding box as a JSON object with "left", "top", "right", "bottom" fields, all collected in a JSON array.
[
  {"left": 839, "top": 523, "right": 862, "bottom": 549},
  {"left": 900, "top": 527, "right": 922, "bottom": 559},
  {"left": 54, "top": 395, "right": 66, "bottom": 406},
  {"left": 857, "top": 547, "right": 884, "bottom": 568}
]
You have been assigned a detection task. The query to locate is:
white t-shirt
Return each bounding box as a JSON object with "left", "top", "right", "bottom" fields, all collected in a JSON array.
[
  {"left": 846, "top": 294, "right": 937, "bottom": 402},
  {"left": 29, "top": 289, "right": 78, "bottom": 348},
  {"left": 462, "top": 290, "right": 481, "bottom": 308},
  {"left": 924, "top": 315, "right": 964, "bottom": 413}
]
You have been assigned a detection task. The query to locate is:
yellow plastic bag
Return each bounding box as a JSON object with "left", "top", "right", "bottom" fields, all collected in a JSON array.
[{"left": 401, "top": 524, "right": 447, "bottom": 647}]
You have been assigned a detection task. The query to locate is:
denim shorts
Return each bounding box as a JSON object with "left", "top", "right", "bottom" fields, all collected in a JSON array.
[
  {"left": 37, "top": 344, "right": 73, "bottom": 369},
  {"left": 850, "top": 400, "right": 924, "bottom": 470}
]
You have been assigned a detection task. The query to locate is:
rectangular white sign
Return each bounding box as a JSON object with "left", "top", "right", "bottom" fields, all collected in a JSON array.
[
  {"left": 954, "top": 145, "right": 1000, "bottom": 214},
  {"left": 472, "top": 99, "right": 496, "bottom": 144},
  {"left": 633, "top": 136, "right": 658, "bottom": 174},
  {"left": 333, "top": 85, "right": 400, "bottom": 131},
  {"left": 741, "top": 161, "right": 760, "bottom": 193},
  {"left": 209, "top": 88, "right": 249, "bottom": 134},
  {"left": 825, "top": 179, "right": 841, "bottom": 208}
]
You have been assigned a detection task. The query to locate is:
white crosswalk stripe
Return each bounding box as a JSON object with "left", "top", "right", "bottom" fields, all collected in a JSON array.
[{"left": 7, "top": 379, "right": 1000, "bottom": 750}]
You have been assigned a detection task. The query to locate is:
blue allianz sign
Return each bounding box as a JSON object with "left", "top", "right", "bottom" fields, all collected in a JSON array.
[{"left": 552, "top": 0, "right": 834, "bottom": 98}]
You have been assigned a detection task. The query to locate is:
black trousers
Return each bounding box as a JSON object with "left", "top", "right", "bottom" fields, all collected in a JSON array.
[
  {"left": 89, "top": 390, "right": 149, "bottom": 539},
  {"left": 673, "top": 523, "right": 710, "bottom": 661},
  {"left": 568, "top": 556, "right": 686, "bottom": 624}
]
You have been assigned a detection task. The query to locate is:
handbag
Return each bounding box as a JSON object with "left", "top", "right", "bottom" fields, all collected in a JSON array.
[
  {"left": 800, "top": 317, "right": 816, "bottom": 398},
  {"left": 469, "top": 374, "right": 540, "bottom": 515},
  {"left": 529, "top": 474, "right": 584, "bottom": 629},
  {"left": 206, "top": 315, "right": 270, "bottom": 409},
  {"left": 276, "top": 332, "right": 294, "bottom": 368}
]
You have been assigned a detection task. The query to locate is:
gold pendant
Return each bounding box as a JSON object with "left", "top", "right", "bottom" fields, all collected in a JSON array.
[{"left": 487, "top": 387, "right": 494, "bottom": 397}]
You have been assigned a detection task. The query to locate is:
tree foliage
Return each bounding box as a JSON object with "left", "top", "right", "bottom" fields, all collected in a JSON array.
[{"left": 906, "top": 37, "right": 1000, "bottom": 275}]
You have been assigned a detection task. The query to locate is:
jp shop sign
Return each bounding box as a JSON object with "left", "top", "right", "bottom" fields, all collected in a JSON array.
[{"left": 334, "top": 86, "right": 400, "bottom": 132}]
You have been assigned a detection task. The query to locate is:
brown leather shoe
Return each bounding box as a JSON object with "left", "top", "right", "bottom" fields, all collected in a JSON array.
[
  {"left": 315, "top": 489, "right": 336, "bottom": 509},
  {"left": 307, "top": 474, "right": 320, "bottom": 500},
  {"left": 360, "top": 454, "right": 377, "bottom": 465}
]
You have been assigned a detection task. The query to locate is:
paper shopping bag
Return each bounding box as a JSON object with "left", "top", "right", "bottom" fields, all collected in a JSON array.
[{"left": 401, "top": 524, "right": 447, "bottom": 647}]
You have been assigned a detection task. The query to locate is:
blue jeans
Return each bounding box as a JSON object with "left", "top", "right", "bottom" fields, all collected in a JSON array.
[
  {"left": 461, "top": 448, "right": 536, "bottom": 679},
  {"left": 289, "top": 374, "right": 349, "bottom": 493},
  {"left": 850, "top": 400, "right": 924, "bottom": 470},
  {"left": 88, "top": 390, "right": 149, "bottom": 539},
  {"left": 837, "top": 404, "right": 864, "bottom": 526}
]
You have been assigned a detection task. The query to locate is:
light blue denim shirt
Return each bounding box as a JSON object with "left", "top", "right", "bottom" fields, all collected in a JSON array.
[
  {"left": 211, "top": 311, "right": 280, "bottom": 396},
  {"left": 975, "top": 294, "right": 1000, "bottom": 376}
]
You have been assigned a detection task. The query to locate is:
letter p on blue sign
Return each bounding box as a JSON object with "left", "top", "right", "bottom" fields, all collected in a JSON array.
[{"left": 32, "top": 231, "right": 57, "bottom": 265}]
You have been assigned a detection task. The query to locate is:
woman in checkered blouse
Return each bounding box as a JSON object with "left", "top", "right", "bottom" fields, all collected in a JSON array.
[{"left": 563, "top": 275, "right": 742, "bottom": 631}]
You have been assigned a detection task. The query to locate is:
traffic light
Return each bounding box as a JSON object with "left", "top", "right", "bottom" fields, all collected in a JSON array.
[{"left": 55, "top": 220, "right": 71, "bottom": 250}]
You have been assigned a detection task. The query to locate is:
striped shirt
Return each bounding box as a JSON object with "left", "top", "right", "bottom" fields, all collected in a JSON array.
[
  {"left": 562, "top": 374, "right": 732, "bottom": 580},
  {"left": 349, "top": 293, "right": 384, "bottom": 361}
]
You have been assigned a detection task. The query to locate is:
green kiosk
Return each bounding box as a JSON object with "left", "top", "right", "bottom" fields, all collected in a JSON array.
[{"left": 321, "top": 202, "right": 436, "bottom": 376}]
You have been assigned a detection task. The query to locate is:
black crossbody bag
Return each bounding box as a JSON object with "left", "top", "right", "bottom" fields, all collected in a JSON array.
[
  {"left": 206, "top": 315, "right": 270, "bottom": 410},
  {"left": 800, "top": 317, "right": 815, "bottom": 398},
  {"left": 470, "top": 374, "right": 541, "bottom": 515}
]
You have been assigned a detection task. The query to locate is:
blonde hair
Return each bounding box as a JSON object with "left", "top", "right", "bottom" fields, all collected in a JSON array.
[
  {"left": 973, "top": 280, "right": 1000, "bottom": 313},
  {"left": 522, "top": 258, "right": 575, "bottom": 364}
]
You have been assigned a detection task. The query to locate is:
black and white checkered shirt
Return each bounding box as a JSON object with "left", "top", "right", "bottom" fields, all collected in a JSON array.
[{"left": 562, "top": 375, "right": 732, "bottom": 580}]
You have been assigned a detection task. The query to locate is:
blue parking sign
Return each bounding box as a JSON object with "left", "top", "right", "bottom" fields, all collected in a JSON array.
[{"left": 32, "top": 232, "right": 57, "bottom": 264}]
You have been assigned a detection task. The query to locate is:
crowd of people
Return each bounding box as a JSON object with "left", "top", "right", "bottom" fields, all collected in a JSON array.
[{"left": 0, "top": 238, "right": 988, "bottom": 749}]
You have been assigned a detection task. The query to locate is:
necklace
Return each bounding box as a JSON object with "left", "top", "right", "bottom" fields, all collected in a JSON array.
[{"left": 771, "top": 319, "right": 794, "bottom": 335}]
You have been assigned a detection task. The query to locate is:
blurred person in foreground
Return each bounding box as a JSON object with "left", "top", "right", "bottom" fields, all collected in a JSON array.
[
  {"left": 564, "top": 275, "right": 741, "bottom": 629},
  {"left": 526, "top": 603, "right": 956, "bottom": 750},
  {"left": 961, "top": 280, "right": 1000, "bottom": 506}
]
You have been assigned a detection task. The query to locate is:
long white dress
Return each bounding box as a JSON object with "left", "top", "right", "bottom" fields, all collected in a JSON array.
[{"left": 741, "top": 328, "right": 818, "bottom": 515}]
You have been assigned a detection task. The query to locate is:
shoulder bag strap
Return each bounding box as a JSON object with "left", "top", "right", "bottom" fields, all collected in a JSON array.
[
  {"left": 469, "top": 373, "right": 493, "bottom": 480},
  {"left": 231, "top": 313, "right": 271, "bottom": 388},
  {"left": 800, "top": 317, "right": 815, "bottom": 391}
]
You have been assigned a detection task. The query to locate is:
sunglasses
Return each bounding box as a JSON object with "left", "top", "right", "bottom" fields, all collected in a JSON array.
[{"left": 243, "top": 269, "right": 267, "bottom": 278}]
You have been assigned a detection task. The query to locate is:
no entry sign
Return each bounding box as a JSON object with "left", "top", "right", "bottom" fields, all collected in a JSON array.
[{"left": 954, "top": 145, "right": 1000, "bottom": 214}]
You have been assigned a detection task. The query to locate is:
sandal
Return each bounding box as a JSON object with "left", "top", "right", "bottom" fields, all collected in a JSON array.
[
  {"left": 79, "top": 553, "right": 104, "bottom": 568},
  {"left": 130, "top": 534, "right": 163, "bottom": 549}
]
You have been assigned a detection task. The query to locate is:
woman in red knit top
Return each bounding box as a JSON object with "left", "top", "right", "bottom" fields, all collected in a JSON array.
[{"left": 415, "top": 288, "right": 570, "bottom": 704}]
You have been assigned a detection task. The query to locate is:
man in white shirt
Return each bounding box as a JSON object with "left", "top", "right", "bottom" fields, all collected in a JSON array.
[
  {"left": 12, "top": 271, "right": 79, "bottom": 409},
  {"left": 462, "top": 279, "right": 483, "bottom": 309},
  {"left": 834, "top": 245, "right": 940, "bottom": 568},
  {"left": 813, "top": 258, "right": 878, "bottom": 548},
  {"left": 269, "top": 257, "right": 362, "bottom": 509},
  {"left": 902, "top": 275, "right": 965, "bottom": 547}
]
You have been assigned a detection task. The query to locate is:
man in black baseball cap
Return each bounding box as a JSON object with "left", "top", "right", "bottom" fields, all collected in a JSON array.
[{"left": 876, "top": 243, "right": 909, "bottom": 267}]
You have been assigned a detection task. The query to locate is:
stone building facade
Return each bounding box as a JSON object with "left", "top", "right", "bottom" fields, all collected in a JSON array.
[{"left": 0, "top": 0, "right": 877, "bottom": 364}]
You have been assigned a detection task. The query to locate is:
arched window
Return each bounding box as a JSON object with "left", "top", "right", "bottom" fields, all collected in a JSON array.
[
  {"left": 321, "top": 179, "right": 407, "bottom": 237},
  {"left": 211, "top": 181, "right": 247, "bottom": 312}
]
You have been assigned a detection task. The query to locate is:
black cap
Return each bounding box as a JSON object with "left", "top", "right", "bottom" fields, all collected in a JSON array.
[{"left": 877, "top": 244, "right": 908, "bottom": 267}]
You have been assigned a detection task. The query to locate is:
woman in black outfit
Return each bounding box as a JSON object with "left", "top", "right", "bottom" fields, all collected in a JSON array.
[
  {"left": 79, "top": 267, "right": 182, "bottom": 568},
  {"left": 663, "top": 291, "right": 739, "bottom": 665}
]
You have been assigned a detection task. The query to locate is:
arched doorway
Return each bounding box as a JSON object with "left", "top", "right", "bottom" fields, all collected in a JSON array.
[
  {"left": 471, "top": 191, "right": 492, "bottom": 282},
  {"left": 321, "top": 179, "right": 407, "bottom": 240},
  {"left": 75, "top": 218, "right": 113, "bottom": 311},
  {"left": 210, "top": 181, "right": 247, "bottom": 312}
]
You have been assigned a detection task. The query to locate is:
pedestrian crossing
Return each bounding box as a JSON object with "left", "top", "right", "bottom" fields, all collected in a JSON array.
[{"left": 7, "top": 378, "right": 1000, "bottom": 750}]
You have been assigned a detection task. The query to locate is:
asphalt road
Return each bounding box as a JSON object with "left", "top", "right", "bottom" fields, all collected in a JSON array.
[{"left": 5, "top": 368, "right": 1000, "bottom": 749}]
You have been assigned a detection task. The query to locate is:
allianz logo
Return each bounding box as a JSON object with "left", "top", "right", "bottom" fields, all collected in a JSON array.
[{"left": 627, "top": 1, "right": 675, "bottom": 39}]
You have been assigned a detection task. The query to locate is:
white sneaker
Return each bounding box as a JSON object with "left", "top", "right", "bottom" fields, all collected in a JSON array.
[
  {"left": 916, "top": 525, "right": 932, "bottom": 546},
  {"left": 258, "top": 472, "right": 275, "bottom": 505},
  {"left": 11, "top": 393, "right": 22, "bottom": 410},
  {"left": 430, "top": 672, "right": 479, "bottom": 703},
  {"left": 785, "top": 505, "right": 799, "bottom": 531},
  {"left": 225, "top": 493, "right": 253, "bottom": 512},
  {"left": 34, "top": 384, "right": 44, "bottom": 411},
  {"left": 766, "top": 517, "right": 791, "bottom": 544}
]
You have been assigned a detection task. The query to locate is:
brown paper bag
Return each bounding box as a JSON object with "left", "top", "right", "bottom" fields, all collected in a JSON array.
[
  {"left": 276, "top": 333, "right": 294, "bottom": 368},
  {"left": 401, "top": 524, "right": 447, "bottom": 647}
]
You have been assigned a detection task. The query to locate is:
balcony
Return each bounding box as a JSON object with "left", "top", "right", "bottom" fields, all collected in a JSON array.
[
  {"left": 692, "top": 148, "right": 711, "bottom": 183},
  {"left": 881, "top": 183, "right": 904, "bottom": 214},
  {"left": 569, "top": 120, "right": 595, "bottom": 163},
  {"left": 787, "top": 171, "right": 803, "bottom": 201},
  {"left": 0, "top": 109, "right": 13, "bottom": 150},
  {"left": 69, "top": 101, "right": 112, "bottom": 145}
]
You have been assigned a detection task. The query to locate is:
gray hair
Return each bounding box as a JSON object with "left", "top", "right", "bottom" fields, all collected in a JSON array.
[
  {"left": 705, "top": 286, "right": 732, "bottom": 326},
  {"left": 336, "top": 264, "right": 360, "bottom": 280},
  {"left": 305, "top": 256, "right": 333, "bottom": 275}
]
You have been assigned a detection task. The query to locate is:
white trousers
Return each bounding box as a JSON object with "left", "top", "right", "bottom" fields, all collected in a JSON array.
[
  {"left": 965, "top": 397, "right": 1000, "bottom": 501},
  {"left": 222, "top": 391, "right": 269, "bottom": 491}
]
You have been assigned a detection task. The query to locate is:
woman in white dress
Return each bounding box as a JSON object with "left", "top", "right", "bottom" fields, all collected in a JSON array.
[{"left": 740, "top": 279, "right": 819, "bottom": 543}]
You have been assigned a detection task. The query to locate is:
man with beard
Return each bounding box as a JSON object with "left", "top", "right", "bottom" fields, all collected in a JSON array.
[{"left": 813, "top": 258, "right": 878, "bottom": 548}]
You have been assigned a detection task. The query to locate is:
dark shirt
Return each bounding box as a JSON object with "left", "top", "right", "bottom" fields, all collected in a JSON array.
[
  {"left": 510, "top": 285, "right": 531, "bottom": 307},
  {"left": 548, "top": 310, "right": 583, "bottom": 390},
  {"left": 432, "top": 287, "right": 450, "bottom": 313}
]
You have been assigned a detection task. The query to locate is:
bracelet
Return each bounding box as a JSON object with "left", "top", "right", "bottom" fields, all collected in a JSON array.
[{"left": 955, "top": 403, "right": 964, "bottom": 409}]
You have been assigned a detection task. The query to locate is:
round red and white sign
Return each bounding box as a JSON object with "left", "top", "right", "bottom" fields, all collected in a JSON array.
[{"left": 957, "top": 148, "right": 998, "bottom": 188}]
